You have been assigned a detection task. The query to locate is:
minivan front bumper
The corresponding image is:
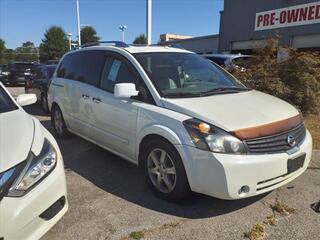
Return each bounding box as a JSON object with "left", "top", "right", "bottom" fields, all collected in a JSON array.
[
  {"left": 0, "top": 139, "right": 68, "bottom": 240},
  {"left": 177, "top": 130, "right": 312, "bottom": 200}
]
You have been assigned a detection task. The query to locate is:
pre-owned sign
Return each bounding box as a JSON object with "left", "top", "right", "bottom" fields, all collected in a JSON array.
[{"left": 255, "top": 1, "right": 320, "bottom": 31}]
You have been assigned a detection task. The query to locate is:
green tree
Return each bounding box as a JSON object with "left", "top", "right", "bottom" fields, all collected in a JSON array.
[
  {"left": 40, "top": 26, "right": 68, "bottom": 63},
  {"left": 22, "top": 41, "right": 35, "bottom": 48},
  {"left": 133, "top": 34, "right": 147, "bottom": 44},
  {"left": 80, "top": 26, "right": 100, "bottom": 45},
  {"left": 0, "top": 39, "right": 6, "bottom": 65},
  {"left": 16, "top": 41, "right": 37, "bottom": 62},
  {"left": 4, "top": 49, "right": 14, "bottom": 63}
]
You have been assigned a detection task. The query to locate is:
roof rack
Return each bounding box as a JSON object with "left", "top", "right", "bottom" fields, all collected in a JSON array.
[
  {"left": 129, "top": 43, "right": 185, "bottom": 50},
  {"left": 80, "top": 41, "right": 129, "bottom": 48}
]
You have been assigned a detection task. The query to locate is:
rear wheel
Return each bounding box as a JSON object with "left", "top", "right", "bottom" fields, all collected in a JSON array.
[
  {"left": 142, "top": 138, "right": 191, "bottom": 202},
  {"left": 51, "top": 105, "right": 70, "bottom": 138}
]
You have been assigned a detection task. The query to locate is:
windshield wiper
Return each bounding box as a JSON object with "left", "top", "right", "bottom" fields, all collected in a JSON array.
[
  {"left": 200, "top": 87, "right": 251, "bottom": 96},
  {"left": 163, "top": 92, "right": 201, "bottom": 98}
]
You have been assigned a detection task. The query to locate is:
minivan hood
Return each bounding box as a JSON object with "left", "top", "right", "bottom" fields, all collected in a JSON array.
[
  {"left": 0, "top": 109, "right": 34, "bottom": 172},
  {"left": 161, "top": 90, "right": 299, "bottom": 131}
]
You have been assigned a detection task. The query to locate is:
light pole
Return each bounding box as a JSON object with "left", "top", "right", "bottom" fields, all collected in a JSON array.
[
  {"left": 146, "top": 0, "right": 152, "bottom": 45},
  {"left": 119, "top": 25, "right": 127, "bottom": 42},
  {"left": 76, "top": 0, "right": 81, "bottom": 47},
  {"left": 36, "top": 47, "right": 40, "bottom": 63},
  {"left": 67, "top": 33, "right": 72, "bottom": 50}
]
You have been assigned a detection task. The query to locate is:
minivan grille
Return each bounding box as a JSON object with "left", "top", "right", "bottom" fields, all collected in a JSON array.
[{"left": 245, "top": 123, "right": 306, "bottom": 154}]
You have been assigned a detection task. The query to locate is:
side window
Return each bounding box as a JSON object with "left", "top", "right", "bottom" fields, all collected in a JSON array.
[
  {"left": 100, "top": 57, "right": 138, "bottom": 92},
  {"left": 57, "top": 54, "right": 72, "bottom": 78},
  {"left": 117, "top": 61, "right": 138, "bottom": 84},
  {"left": 56, "top": 51, "right": 106, "bottom": 87},
  {"left": 100, "top": 57, "right": 119, "bottom": 92},
  {"left": 100, "top": 54, "right": 155, "bottom": 104},
  {"left": 74, "top": 51, "right": 106, "bottom": 86}
]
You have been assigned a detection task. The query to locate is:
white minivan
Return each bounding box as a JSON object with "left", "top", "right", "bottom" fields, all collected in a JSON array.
[
  {"left": 0, "top": 83, "right": 68, "bottom": 239},
  {"left": 48, "top": 43, "right": 312, "bottom": 201}
]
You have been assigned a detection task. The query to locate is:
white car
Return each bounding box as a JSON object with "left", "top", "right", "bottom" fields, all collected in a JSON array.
[
  {"left": 0, "top": 83, "right": 68, "bottom": 239},
  {"left": 48, "top": 43, "right": 312, "bottom": 201}
]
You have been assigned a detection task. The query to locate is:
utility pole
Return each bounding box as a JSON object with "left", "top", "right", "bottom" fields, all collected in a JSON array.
[
  {"left": 76, "top": 0, "right": 81, "bottom": 47},
  {"left": 36, "top": 47, "right": 39, "bottom": 63},
  {"left": 146, "top": 0, "right": 152, "bottom": 45}
]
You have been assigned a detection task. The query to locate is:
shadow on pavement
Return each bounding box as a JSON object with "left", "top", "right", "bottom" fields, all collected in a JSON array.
[
  {"left": 25, "top": 103, "right": 269, "bottom": 219},
  {"left": 24, "top": 103, "right": 50, "bottom": 118}
]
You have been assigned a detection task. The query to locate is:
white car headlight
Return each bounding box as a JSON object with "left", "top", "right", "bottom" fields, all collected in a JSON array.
[
  {"left": 8, "top": 139, "right": 57, "bottom": 197},
  {"left": 183, "top": 118, "right": 247, "bottom": 154}
]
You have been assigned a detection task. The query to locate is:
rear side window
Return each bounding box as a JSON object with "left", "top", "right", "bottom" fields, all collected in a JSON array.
[{"left": 57, "top": 50, "right": 106, "bottom": 87}]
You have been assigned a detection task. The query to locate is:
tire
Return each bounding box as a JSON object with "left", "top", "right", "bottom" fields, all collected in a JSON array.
[
  {"left": 51, "top": 105, "right": 70, "bottom": 139},
  {"left": 41, "top": 94, "right": 49, "bottom": 113},
  {"left": 141, "top": 138, "right": 191, "bottom": 202}
]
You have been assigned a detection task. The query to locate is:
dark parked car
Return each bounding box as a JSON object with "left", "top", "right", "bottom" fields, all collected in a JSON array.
[
  {"left": 47, "top": 60, "right": 59, "bottom": 65},
  {"left": 25, "top": 64, "right": 57, "bottom": 112},
  {"left": 0, "top": 65, "right": 9, "bottom": 83},
  {"left": 202, "top": 54, "right": 252, "bottom": 72},
  {"left": 6, "top": 62, "right": 39, "bottom": 86}
]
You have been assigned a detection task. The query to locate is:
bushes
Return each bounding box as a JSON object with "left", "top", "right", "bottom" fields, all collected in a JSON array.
[{"left": 231, "top": 39, "right": 320, "bottom": 114}]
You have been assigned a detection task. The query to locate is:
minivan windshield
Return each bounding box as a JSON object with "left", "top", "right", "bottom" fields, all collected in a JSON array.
[
  {"left": 134, "top": 52, "right": 249, "bottom": 98},
  {"left": 0, "top": 86, "right": 18, "bottom": 113}
]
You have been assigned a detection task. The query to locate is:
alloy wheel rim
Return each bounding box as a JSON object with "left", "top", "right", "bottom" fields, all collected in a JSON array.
[
  {"left": 147, "top": 148, "right": 177, "bottom": 193},
  {"left": 54, "top": 110, "right": 63, "bottom": 134}
]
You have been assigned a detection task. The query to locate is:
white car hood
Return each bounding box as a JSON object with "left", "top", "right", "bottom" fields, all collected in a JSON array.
[
  {"left": 161, "top": 90, "right": 299, "bottom": 131},
  {"left": 0, "top": 109, "right": 34, "bottom": 172}
]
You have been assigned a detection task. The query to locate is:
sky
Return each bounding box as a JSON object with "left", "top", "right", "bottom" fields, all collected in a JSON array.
[{"left": 0, "top": 0, "right": 224, "bottom": 49}]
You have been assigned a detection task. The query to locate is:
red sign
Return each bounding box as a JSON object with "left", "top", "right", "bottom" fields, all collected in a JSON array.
[{"left": 255, "top": 1, "right": 320, "bottom": 31}]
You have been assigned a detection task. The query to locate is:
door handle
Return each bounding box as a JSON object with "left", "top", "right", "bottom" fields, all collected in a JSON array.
[
  {"left": 82, "top": 94, "right": 90, "bottom": 100},
  {"left": 92, "top": 97, "right": 101, "bottom": 103}
]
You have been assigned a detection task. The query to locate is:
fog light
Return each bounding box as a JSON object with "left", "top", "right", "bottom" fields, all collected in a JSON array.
[{"left": 239, "top": 185, "right": 250, "bottom": 195}]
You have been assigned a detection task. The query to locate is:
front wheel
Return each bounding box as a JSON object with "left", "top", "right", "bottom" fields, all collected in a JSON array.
[{"left": 142, "top": 138, "right": 191, "bottom": 202}]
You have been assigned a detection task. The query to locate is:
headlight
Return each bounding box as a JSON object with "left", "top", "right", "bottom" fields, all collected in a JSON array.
[
  {"left": 183, "top": 118, "right": 247, "bottom": 154},
  {"left": 0, "top": 163, "right": 28, "bottom": 201},
  {"left": 7, "top": 139, "right": 57, "bottom": 197}
]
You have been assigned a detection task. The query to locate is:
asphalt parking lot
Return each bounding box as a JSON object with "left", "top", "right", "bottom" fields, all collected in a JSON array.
[{"left": 8, "top": 87, "right": 320, "bottom": 240}]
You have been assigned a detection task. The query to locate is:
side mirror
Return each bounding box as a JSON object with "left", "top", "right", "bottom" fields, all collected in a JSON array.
[
  {"left": 114, "top": 83, "right": 139, "bottom": 98},
  {"left": 16, "top": 94, "right": 37, "bottom": 106}
]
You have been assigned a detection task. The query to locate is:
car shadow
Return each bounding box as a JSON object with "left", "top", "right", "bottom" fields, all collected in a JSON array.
[
  {"left": 26, "top": 105, "right": 270, "bottom": 219},
  {"left": 23, "top": 102, "right": 50, "bottom": 118}
]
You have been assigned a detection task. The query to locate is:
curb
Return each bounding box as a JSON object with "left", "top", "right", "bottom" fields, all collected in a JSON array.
[{"left": 309, "top": 150, "right": 320, "bottom": 169}]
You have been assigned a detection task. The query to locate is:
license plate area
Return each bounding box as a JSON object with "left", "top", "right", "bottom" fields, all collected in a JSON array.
[{"left": 287, "top": 153, "right": 306, "bottom": 174}]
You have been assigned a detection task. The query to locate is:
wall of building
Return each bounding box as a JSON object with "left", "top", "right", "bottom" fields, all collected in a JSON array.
[
  {"left": 160, "top": 34, "right": 193, "bottom": 42},
  {"left": 219, "top": 0, "right": 320, "bottom": 53},
  {"left": 169, "top": 35, "right": 219, "bottom": 54}
]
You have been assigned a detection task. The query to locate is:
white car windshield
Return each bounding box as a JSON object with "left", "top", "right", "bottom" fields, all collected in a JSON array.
[{"left": 134, "top": 52, "right": 249, "bottom": 98}]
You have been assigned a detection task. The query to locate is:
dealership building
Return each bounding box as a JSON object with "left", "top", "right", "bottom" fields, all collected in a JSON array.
[{"left": 164, "top": 0, "right": 320, "bottom": 54}]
